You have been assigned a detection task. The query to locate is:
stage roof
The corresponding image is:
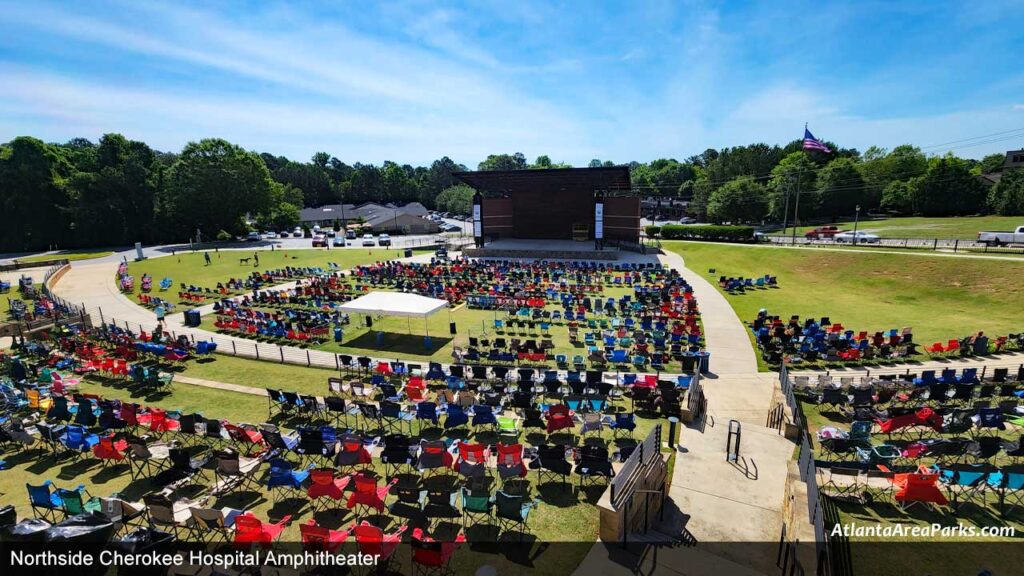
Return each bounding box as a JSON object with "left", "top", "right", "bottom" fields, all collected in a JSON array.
[
  {"left": 336, "top": 291, "right": 448, "bottom": 319},
  {"left": 453, "top": 166, "right": 632, "bottom": 196}
]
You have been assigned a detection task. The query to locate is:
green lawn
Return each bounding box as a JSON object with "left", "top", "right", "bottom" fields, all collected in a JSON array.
[
  {"left": 666, "top": 242, "right": 1024, "bottom": 355},
  {"left": 198, "top": 286, "right": 659, "bottom": 368},
  {"left": 125, "top": 248, "right": 424, "bottom": 304},
  {"left": 774, "top": 215, "right": 1024, "bottom": 240},
  {"left": 15, "top": 250, "right": 113, "bottom": 263},
  {"left": 0, "top": 366, "right": 677, "bottom": 574}
]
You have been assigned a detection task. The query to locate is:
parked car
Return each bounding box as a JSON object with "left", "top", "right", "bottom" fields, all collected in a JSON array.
[
  {"left": 246, "top": 231, "right": 261, "bottom": 241},
  {"left": 263, "top": 231, "right": 278, "bottom": 239},
  {"left": 293, "top": 226, "right": 303, "bottom": 237},
  {"left": 378, "top": 234, "right": 392, "bottom": 247},
  {"left": 331, "top": 236, "right": 345, "bottom": 247},
  {"left": 345, "top": 229, "right": 357, "bottom": 240},
  {"left": 680, "top": 216, "right": 697, "bottom": 224},
  {"left": 361, "top": 234, "right": 376, "bottom": 246},
  {"left": 325, "top": 229, "right": 336, "bottom": 237},
  {"left": 439, "top": 223, "right": 460, "bottom": 233},
  {"left": 804, "top": 226, "right": 843, "bottom": 239},
  {"left": 834, "top": 231, "right": 880, "bottom": 244},
  {"left": 278, "top": 231, "right": 289, "bottom": 238},
  {"left": 978, "top": 225, "right": 1024, "bottom": 246},
  {"left": 311, "top": 234, "right": 327, "bottom": 247}
]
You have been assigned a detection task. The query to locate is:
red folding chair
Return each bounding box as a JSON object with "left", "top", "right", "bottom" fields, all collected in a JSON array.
[
  {"left": 93, "top": 434, "right": 129, "bottom": 465},
  {"left": 300, "top": 519, "right": 350, "bottom": 552},
  {"left": 307, "top": 468, "right": 353, "bottom": 511},
  {"left": 411, "top": 528, "right": 466, "bottom": 572},
  {"left": 351, "top": 521, "right": 407, "bottom": 565},
  {"left": 233, "top": 513, "right": 291, "bottom": 549},
  {"left": 496, "top": 442, "right": 528, "bottom": 478},
  {"left": 546, "top": 404, "right": 574, "bottom": 434},
  {"left": 455, "top": 442, "right": 491, "bottom": 478},
  {"left": 346, "top": 473, "right": 398, "bottom": 517}
]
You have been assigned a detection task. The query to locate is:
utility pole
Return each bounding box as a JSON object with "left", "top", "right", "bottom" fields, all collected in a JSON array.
[
  {"left": 780, "top": 174, "right": 793, "bottom": 236},
  {"left": 790, "top": 173, "right": 802, "bottom": 245}
]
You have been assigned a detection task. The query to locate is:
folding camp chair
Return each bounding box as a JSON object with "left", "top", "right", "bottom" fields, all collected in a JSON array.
[
  {"left": 417, "top": 439, "right": 454, "bottom": 478},
  {"left": 575, "top": 444, "right": 615, "bottom": 488},
  {"left": 335, "top": 433, "right": 374, "bottom": 474},
  {"left": 455, "top": 442, "right": 490, "bottom": 479},
  {"left": 351, "top": 521, "right": 408, "bottom": 569},
  {"left": 300, "top": 519, "right": 350, "bottom": 552},
  {"left": 818, "top": 467, "right": 866, "bottom": 503},
  {"left": 533, "top": 444, "right": 572, "bottom": 487},
  {"left": 411, "top": 528, "right": 466, "bottom": 576},
  {"left": 460, "top": 487, "right": 494, "bottom": 529},
  {"left": 494, "top": 491, "right": 539, "bottom": 541},
  {"left": 380, "top": 433, "right": 416, "bottom": 478},
  {"left": 27, "top": 480, "right": 68, "bottom": 522},
  {"left": 472, "top": 405, "right": 498, "bottom": 432},
  {"left": 380, "top": 400, "right": 414, "bottom": 435},
  {"left": 267, "top": 458, "right": 311, "bottom": 501},
  {"left": 424, "top": 489, "right": 461, "bottom": 528},
  {"left": 127, "top": 436, "right": 172, "bottom": 479},
  {"left": 306, "top": 468, "right": 353, "bottom": 512},
  {"left": 347, "top": 473, "right": 398, "bottom": 519},
  {"left": 189, "top": 506, "right": 244, "bottom": 543},
  {"left": 143, "top": 494, "right": 194, "bottom": 539},
  {"left": 880, "top": 465, "right": 949, "bottom": 512},
  {"left": 609, "top": 413, "right": 636, "bottom": 438},
  {"left": 939, "top": 463, "right": 998, "bottom": 514},
  {"left": 990, "top": 464, "right": 1024, "bottom": 518},
  {"left": 213, "top": 450, "right": 262, "bottom": 495}
]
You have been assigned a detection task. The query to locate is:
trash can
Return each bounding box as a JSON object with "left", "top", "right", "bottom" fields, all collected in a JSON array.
[
  {"left": 184, "top": 309, "right": 201, "bottom": 327},
  {"left": 334, "top": 327, "right": 343, "bottom": 342},
  {"left": 696, "top": 351, "right": 711, "bottom": 374},
  {"left": 404, "top": 248, "right": 413, "bottom": 258},
  {"left": 376, "top": 331, "right": 385, "bottom": 347}
]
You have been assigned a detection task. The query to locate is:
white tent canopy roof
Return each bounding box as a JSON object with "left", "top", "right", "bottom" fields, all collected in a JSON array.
[{"left": 336, "top": 291, "right": 448, "bottom": 319}]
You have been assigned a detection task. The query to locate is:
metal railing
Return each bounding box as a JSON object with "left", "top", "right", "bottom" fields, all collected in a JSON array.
[
  {"left": 610, "top": 423, "right": 663, "bottom": 508},
  {"left": 764, "top": 234, "right": 1024, "bottom": 254}
]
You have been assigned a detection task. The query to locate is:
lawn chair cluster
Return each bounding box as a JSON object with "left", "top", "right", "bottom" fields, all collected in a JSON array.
[
  {"left": 718, "top": 274, "right": 778, "bottom": 292},
  {"left": 753, "top": 311, "right": 918, "bottom": 365},
  {"left": 805, "top": 367, "right": 1024, "bottom": 517}
]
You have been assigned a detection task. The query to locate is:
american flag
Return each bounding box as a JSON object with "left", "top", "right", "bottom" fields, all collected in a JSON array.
[{"left": 803, "top": 127, "right": 832, "bottom": 153}]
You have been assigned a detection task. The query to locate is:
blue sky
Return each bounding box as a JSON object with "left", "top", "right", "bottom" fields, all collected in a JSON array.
[{"left": 1, "top": 0, "right": 1022, "bottom": 166}]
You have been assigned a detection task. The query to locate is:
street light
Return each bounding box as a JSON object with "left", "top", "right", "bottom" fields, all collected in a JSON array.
[{"left": 852, "top": 204, "right": 861, "bottom": 246}]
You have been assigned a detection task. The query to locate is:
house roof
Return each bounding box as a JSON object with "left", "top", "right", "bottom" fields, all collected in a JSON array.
[{"left": 300, "top": 202, "right": 430, "bottom": 222}]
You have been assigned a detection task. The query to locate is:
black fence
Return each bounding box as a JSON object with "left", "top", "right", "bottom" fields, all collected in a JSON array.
[
  {"left": 610, "top": 423, "right": 663, "bottom": 508},
  {"left": 764, "top": 234, "right": 1024, "bottom": 255}
]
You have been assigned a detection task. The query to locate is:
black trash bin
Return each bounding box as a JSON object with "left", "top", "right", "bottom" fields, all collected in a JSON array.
[
  {"left": 184, "top": 309, "right": 201, "bottom": 327},
  {"left": 404, "top": 248, "right": 413, "bottom": 258}
]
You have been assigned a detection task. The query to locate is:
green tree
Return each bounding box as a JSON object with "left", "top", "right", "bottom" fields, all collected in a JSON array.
[
  {"left": 767, "top": 152, "right": 817, "bottom": 221},
  {"left": 162, "top": 138, "right": 274, "bottom": 239},
  {"left": 478, "top": 153, "right": 527, "bottom": 171},
  {"left": 988, "top": 168, "right": 1024, "bottom": 215},
  {"left": 880, "top": 179, "right": 917, "bottom": 215},
  {"left": 434, "top": 184, "right": 475, "bottom": 216},
  {"left": 706, "top": 177, "right": 768, "bottom": 224},
  {"left": 976, "top": 153, "right": 1006, "bottom": 175},
  {"left": 816, "top": 157, "right": 866, "bottom": 219},
  {"left": 0, "top": 136, "right": 74, "bottom": 251},
  {"left": 71, "top": 133, "right": 159, "bottom": 246},
  {"left": 912, "top": 155, "right": 986, "bottom": 216}
]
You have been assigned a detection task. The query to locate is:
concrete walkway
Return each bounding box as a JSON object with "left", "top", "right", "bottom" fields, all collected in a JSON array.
[
  {"left": 577, "top": 252, "right": 792, "bottom": 575},
  {"left": 658, "top": 250, "right": 758, "bottom": 376}
]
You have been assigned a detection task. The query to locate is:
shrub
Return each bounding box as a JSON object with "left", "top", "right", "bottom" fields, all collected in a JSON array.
[
  {"left": 659, "top": 224, "right": 755, "bottom": 242},
  {"left": 644, "top": 225, "right": 662, "bottom": 237},
  {"left": 216, "top": 229, "right": 232, "bottom": 242}
]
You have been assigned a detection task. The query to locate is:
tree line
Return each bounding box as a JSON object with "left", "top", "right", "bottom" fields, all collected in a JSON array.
[{"left": 1, "top": 134, "right": 1020, "bottom": 251}]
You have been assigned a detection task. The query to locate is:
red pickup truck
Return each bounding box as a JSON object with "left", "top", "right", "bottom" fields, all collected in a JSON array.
[{"left": 804, "top": 226, "right": 843, "bottom": 239}]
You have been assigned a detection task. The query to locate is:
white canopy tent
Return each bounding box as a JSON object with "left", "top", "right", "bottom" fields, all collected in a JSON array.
[
  {"left": 337, "top": 291, "right": 448, "bottom": 318},
  {"left": 336, "top": 291, "right": 449, "bottom": 349}
]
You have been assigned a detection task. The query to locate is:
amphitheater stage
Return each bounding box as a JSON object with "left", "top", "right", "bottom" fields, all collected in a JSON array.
[{"left": 461, "top": 238, "right": 658, "bottom": 263}]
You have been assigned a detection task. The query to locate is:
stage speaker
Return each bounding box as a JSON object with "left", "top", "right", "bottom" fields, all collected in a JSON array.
[
  {"left": 449, "top": 322, "right": 457, "bottom": 335},
  {"left": 365, "top": 315, "right": 373, "bottom": 328}
]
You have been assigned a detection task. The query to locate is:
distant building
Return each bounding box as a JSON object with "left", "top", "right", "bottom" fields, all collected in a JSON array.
[
  {"left": 1006, "top": 149, "right": 1024, "bottom": 170},
  {"left": 978, "top": 149, "right": 1024, "bottom": 187},
  {"left": 298, "top": 202, "right": 438, "bottom": 234}
]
